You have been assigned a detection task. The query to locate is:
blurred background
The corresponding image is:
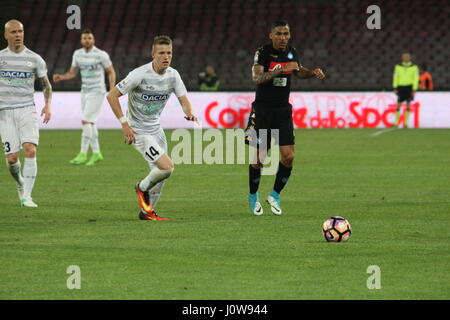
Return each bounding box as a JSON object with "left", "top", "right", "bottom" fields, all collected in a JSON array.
[{"left": 0, "top": 0, "right": 449, "bottom": 91}]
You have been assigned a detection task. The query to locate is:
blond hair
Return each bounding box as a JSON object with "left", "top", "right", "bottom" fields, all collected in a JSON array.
[{"left": 152, "top": 35, "right": 172, "bottom": 50}]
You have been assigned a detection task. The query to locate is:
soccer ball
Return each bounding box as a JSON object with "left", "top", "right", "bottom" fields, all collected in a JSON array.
[{"left": 322, "top": 216, "right": 352, "bottom": 242}]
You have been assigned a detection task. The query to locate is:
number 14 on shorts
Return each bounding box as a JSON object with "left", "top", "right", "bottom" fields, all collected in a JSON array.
[{"left": 145, "top": 146, "right": 160, "bottom": 161}]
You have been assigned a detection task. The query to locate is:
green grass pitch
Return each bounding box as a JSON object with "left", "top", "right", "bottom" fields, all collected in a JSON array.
[{"left": 0, "top": 129, "right": 449, "bottom": 299}]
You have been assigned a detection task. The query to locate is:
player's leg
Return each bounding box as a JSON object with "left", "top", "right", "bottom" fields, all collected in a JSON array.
[
  {"left": 393, "top": 102, "right": 402, "bottom": 127},
  {"left": 21, "top": 142, "right": 38, "bottom": 207},
  {"left": 18, "top": 107, "right": 40, "bottom": 207},
  {"left": 404, "top": 102, "right": 410, "bottom": 128},
  {"left": 394, "top": 87, "right": 405, "bottom": 127},
  {"left": 0, "top": 109, "right": 24, "bottom": 203},
  {"left": 247, "top": 105, "right": 270, "bottom": 215},
  {"left": 85, "top": 94, "right": 105, "bottom": 166},
  {"left": 70, "top": 93, "right": 89, "bottom": 164},
  {"left": 267, "top": 107, "right": 295, "bottom": 215},
  {"left": 145, "top": 129, "right": 168, "bottom": 210},
  {"left": 133, "top": 133, "right": 173, "bottom": 220}
]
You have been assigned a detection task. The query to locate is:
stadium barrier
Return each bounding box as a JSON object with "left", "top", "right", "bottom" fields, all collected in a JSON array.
[{"left": 36, "top": 92, "right": 450, "bottom": 129}]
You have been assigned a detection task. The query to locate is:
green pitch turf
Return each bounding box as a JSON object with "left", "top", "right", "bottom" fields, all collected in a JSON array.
[{"left": 0, "top": 129, "right": 449, "bottom": 299}]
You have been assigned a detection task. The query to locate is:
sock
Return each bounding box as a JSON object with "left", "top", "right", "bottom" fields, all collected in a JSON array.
[
  {"left": 139, "top": 167, "right": 173, "bottom": 191},
  {"left": 405, "top": 107, "right": 410, "bottom": 126},
  {"left": 8, "top": 160, "right": 24, "bottom": 186},
  {"left": 273, "top": 162, "right": 292, "bottom": 194},
  {"left": 249, "top": 165, "right": 261, "bottom": 194},
  {"left": 23, "top": 157, "right": 37, "bottom": 199},
  {"left": 148, "top": 181, "right": 165, "bottom": 208},
  {"left": 80, "top": 124, "right": 92, "bottom": 154},
  {"left": 394, "top": 107, "right": 401, "bottom": 126},
  {"left": 90, "top": 124, "right": 100, "bottom": 153}
]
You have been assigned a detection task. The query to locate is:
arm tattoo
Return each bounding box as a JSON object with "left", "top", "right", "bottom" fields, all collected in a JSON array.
[
  {"left": 252, "top": 65, "right": 281, "bottom": 85},
  {"left": 40, "top": 76, "right": 52, "bottom": 104}
]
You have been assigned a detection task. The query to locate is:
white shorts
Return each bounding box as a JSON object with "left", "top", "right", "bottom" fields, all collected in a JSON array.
[
  {"left": 0, "top": 106, "right": 39, "bottom": 155},
  {"left": 133, "top": 128, "right": 167, "bottom": 165},
  {"left": 81, "top": 92, "right": 105, "bottom": 123}
]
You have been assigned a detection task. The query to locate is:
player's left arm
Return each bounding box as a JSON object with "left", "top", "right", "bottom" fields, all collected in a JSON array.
[
  {"left": 104, "top": 65, "right": 116, "bottom": 92},
  {"left": 294, "top": 66, "right": 325, "bottom": 79},
  {"left": 39, "top": 76, "right": 52, "bottom": 123},
  {"left": 178, "top": 95, "right": 198, "bottom": 122}
]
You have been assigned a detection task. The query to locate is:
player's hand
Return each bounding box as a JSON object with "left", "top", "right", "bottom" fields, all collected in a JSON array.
[
  {"left": 52, "top": 74, "right": 62, "bottom": 83},
  {"left": 411, "top": 91, "right": 415, "bottom": 99},
  {"left": 313, "top": 68, "right": 325, "bottom": 79},
  {"left": 394, "top": 89, "right": 398, "bottom": 94},
  {"left": 122, "top": 123, "right": 136, "bottom": 144},
  {"left": 40, "top": 105, "right": 51, "bottom": 124},
  {"left": 184, "top": 114, "right": 198, "bottom": 122}
]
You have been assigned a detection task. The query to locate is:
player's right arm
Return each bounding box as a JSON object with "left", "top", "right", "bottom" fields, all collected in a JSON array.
[
  {"left": 52, "top": 66, "right": 79, "bottom": 83},
  {"left": 106, "top": 87, "right": 136, "bottom": 145},
  {"left": 252, "top": 63, "right": 300, "bottom": 85},
  {"left": 393, "top": 65, "right": 399, "bottom": 93}
]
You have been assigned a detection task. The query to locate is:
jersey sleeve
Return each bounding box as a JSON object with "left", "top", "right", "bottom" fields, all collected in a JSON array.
[
  {"left": 173, "top": 70, "right": 188, "bottom": 97},
  {"left": 292, "top": 47, "right": 302, "bottom": 67},
  {"left": 35, "top": 55, "right": 48, "bottom": 78},
  {"left": 71, "top": 51, "right": 78, "bottom": 68},
  {"left": 100, "top": 51, "right": 112, "bottom": 69},
  {"left": 253, "top": 47, "right": 269, "bottom": 67},
  {"left": 116, "top": 69, "right": 141, "bottom": 95},
  {"left": 393, "top": 65, "right": 399, "bottom": 88}
]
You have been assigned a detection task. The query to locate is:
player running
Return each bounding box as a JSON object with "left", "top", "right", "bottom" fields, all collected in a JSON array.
[
  {"left": 107, "top": 35, "right": 197, "bottom": 221},
  {"left": 53, "top": 29, "right": 116, "bottom": 166},
  {"left": 246, "top": 21, "right": 325, "bottom": 216},
  {"left": 0, "top": 20, "right": 52, "bottom": 207}
]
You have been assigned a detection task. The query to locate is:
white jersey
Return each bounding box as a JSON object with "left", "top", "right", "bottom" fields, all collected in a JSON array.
[
  {"left": 116, "top": 62, "right": 187, "bottom": 134},
  {"left": 71, "top": 46, "right": 112, "bottom": 94},
  {"left": 0, "top": 47, "right": 47, "bottom": 110}
]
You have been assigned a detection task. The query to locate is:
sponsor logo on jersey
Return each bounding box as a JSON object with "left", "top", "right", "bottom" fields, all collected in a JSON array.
[
  {"left": 270, "top": 54, "right": 278, "bottom": 58},
  {"left": 268, "top": 62, "right": 292, "bottom": 75},
  {"left": 287, "top": 52, "right": 294, "bottom": 60},
  {"left": 0, "top": 70, "right": 32, "bottom": 78},
  {"left": 0, "top": 60, "right": 7, "bottom": 67},
  {"left": 141, "top": 93, "right": 170, "bottom": 102}
]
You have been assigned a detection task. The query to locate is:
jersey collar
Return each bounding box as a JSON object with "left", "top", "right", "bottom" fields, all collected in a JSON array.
[
  {"left": 83, "top": 46, "right": 96, "bottom": 53},
  {"left": 6, "top": 46, "right": 27, "bottom": 55}
]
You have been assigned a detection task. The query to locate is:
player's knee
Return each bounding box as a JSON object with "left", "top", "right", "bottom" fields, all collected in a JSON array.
[
  {"left": 251, "top": 163, "right": 263, "bottom": 170},
  {"left": 158, "top": 159, "right": 174, "bottom": 171},
  {"left": 6, "top": 153, "right": 19, "bottom": 165},
  {"left": 281, "top": 152, "right": 295, "bottom": 166},
  {"left": 22, "top": 143, "right": 36, "bottom": 157}
]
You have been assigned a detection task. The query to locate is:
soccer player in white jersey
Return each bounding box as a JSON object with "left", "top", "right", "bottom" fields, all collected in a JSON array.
[
  {"left": 53, "top": 29, "right": 116, "bottom": 166},
  {"left": 0, "top": 20, "right": 52, "bottom": 207},
  {"left": 107, "top": 35, "right": 197, "bottom": 221}
]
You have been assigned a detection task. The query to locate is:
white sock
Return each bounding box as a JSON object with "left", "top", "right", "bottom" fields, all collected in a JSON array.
[
  {"left": 8, "top": 160, "right": 24, "bottom": 187},
  {"left": 23, "top": 157, "right": 37, "bottom": 199},
  {"left": 148, "top": 181, "right": 165, "bottom": 208},
  {"left": 90, "top": 124, "right": 100, "bottom": 153},
  {"left": 80, "top": 124, "right": 92, "bottom": 154},
  {"left": 139, "top": 167, "right": 173, "bottom": 192}
]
